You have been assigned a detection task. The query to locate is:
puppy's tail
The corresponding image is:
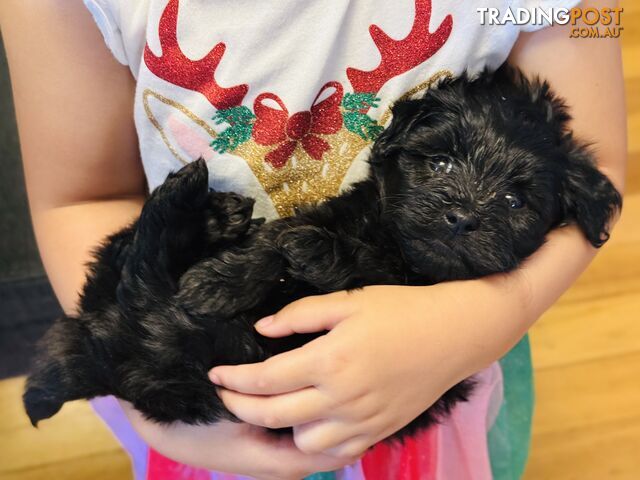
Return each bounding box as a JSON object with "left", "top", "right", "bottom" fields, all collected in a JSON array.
[{"left": 23, "top": 315, "right": 108, "bottom": 427}]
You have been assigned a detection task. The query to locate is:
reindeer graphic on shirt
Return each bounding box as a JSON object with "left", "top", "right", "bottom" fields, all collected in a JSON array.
[{"left": 142, "top": 0, "right": 453, "bottom": 216}]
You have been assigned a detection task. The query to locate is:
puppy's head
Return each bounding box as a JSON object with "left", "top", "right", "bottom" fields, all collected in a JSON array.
[{"left": 371, "top": 65, "right": 621, "bottom": 281}]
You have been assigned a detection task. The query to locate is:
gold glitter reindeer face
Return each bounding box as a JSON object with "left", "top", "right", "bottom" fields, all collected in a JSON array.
[{"left": 142, "top": 0, "right": 454, "bottom": 217}]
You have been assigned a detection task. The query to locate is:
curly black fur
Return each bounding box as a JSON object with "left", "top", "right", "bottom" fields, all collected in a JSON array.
[{"left": 24, "top": 65, "right": 621, "bottom": 444}]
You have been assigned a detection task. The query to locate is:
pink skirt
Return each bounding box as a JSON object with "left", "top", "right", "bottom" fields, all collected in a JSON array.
[{"left": 92, "top": 334, "right": 534, "bottom": 480}]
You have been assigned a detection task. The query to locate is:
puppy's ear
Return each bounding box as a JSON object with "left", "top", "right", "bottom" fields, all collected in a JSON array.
[
  {"left": 24, "top": 316, "right": 108, "bottom": 426},
  {"left": 371, "top": 75, "right": 463, "bottom": 165},
  {"left": 370, "top": 99, "right": 425, "bottom": 163},
  {"left": 495, "top": 65, "right": 621, "bottom": 246},
  {"left": 495, "top": 65, "right": 571, "bottom": 134},
  {"left": 560, "top": 145, "right": 622, "bottom": 247}
]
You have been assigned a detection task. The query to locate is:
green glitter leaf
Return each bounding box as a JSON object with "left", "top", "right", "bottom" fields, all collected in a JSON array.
[
  {"left": 341, "top": 92, "right": 380, "bottom": 111},
  {"left": 210, "top": 106, "right": 255, "bottom": 153},
  {"left": 213, "top": 106, "right": 255, "bottom": 126},
  {"left": 211, "top": 129, "right": 249, "bottom": 153},
  {"left": 343, "top": 111, "right": 384, "bottom": 141}
]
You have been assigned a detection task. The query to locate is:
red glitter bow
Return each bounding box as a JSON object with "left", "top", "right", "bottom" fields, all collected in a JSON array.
[{"left": 252, "top": 82, "right": 344, "bottom": 168}]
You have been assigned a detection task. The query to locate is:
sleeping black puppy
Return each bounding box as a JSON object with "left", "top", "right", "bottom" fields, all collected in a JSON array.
[{"left": 24, "top": 66, "right": 621, "bottom": 443}]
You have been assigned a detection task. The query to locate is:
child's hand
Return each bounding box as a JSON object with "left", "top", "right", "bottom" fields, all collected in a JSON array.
[
  {"left": 210, "top": 282, "right": 528, "bottom": 458},
  {"left": 121, "top": 401, "right": 356, "bottom": 479}
]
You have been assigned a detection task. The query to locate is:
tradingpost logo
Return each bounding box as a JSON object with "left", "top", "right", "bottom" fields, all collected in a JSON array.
[{"left": 478, "top": 6, "right": 624, "bottom": 38}]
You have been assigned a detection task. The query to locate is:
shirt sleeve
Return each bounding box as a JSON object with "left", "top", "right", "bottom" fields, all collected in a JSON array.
[
  {"left": 515, "top": 0, "right": 583, "bottom": 32},
  {"left": 83, "top": 0, "right": 150, "bottom": 76},
  {"left": 83, "top": 0, "right": 128, "bottom": 65}
]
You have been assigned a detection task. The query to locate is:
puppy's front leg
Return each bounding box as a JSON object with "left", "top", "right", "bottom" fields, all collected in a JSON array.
[
  {"left": 176, "top": 242, "right": 287, "bottom": 320},
  {"left": 276, "top": 225, "right": 401, "bottom": 291}
]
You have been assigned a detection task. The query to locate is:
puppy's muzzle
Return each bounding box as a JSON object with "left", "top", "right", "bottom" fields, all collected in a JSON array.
[{"left": 444, "top": 208, "right": 480, "bottom": 236}]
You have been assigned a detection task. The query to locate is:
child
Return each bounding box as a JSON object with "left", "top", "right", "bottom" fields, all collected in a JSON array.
[{"left": 0, "top": 0, "right": 626, "bottom": 478}]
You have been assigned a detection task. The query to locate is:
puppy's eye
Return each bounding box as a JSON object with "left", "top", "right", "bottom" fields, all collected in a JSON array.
[
  {"left": 430, "top": 157, "right": 453, "bottom": 174},
  {"left": 505, "top": 193, "right": 524, "bottom": 209}
]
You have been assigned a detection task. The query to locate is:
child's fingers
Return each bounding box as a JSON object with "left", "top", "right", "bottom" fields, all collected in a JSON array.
[
  {"left": 218, "top": 387, "right": 331, "bottom": 429},
  {"left": 209, "top": 341, "right": 323, "bottom": 394},
  {"left": 256, "top": 291, "right": 357, "bottom": 337},
  {"left": 323, "top": 435, "right": 371, "bottom": 459},
  {"left": 293, "top": 419, "right": 364, "bottom": 457}
]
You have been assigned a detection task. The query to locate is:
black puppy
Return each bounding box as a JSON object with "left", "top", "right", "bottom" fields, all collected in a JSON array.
[{"left": 24, "top": 66, "right": 621, "bottom": 443}]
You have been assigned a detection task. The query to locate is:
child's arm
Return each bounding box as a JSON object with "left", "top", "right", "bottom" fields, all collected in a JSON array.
[
  {"left": 0, "top": 1, "right": 146, "bottom": 314},
  {"left": 209, "top": 0, "right": 627, "bottom": 458},
  {"left": 0, "top": 1, "right": 352, "bottom": 476}
]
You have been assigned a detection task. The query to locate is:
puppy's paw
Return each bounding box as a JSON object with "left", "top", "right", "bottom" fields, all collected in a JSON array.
[
  {"left": 277, "top": 226, "right": 344, "bottom": 287},
  {"left": 134, "top": 158, "right": 211, "bottom": 246},
  {"left": 149, "top": 158, "right": 210, "bottom": 212},
  {"left": 23, "top": 385, "right": 64, "bottom": 427},
  {"left": 205, "top": 192, "right": 258, "bottom": 243}
]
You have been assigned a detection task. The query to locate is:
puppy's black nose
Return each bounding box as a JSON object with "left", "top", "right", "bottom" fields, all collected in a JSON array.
[{"left": 444, "top": 209, "right": 479, "bottom": 235}]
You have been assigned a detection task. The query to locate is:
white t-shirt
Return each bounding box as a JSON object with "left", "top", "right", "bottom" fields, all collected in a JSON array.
[{"left": 84, "top": 0, "right": 579, "bottom": 220}]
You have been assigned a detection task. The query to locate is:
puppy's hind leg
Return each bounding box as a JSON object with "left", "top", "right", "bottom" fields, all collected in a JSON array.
[
  {"left": 23, "top": 315, "right": 111, "bottom": 426},
  {"left": 119, "top": 159, "right": 257, "bottom": 307}
]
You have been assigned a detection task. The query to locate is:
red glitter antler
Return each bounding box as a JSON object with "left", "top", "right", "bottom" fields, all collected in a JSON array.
[
  {"left": 347, "top": 0, "right": 453, "bottom": 94},
  {"left": 144, "top": 0, "right": 248, "bottom": 110}
]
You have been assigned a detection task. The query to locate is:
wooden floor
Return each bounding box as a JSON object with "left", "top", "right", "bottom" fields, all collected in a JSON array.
[{"left": 1, "top": 7, "right": 638, "bottom": 480}]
